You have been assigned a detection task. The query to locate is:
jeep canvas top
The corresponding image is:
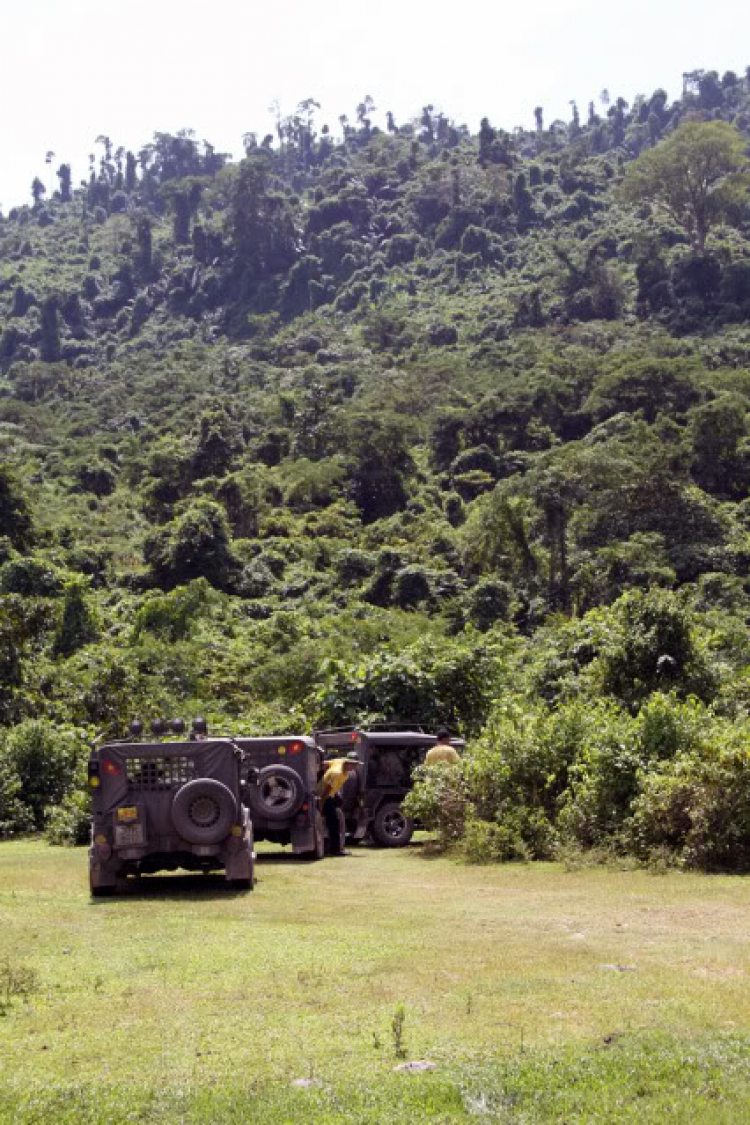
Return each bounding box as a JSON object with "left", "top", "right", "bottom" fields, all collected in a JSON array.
[
  {"left": 88, "top": 719, "right": 254, "bottom": 895},
  {"left": 233, "top": 735, "right": 325, "bottom": 858}
]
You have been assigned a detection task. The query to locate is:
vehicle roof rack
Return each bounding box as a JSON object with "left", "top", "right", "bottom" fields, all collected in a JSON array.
[{"left": 314, "top": 721, "right": 431, "bottom": 736}]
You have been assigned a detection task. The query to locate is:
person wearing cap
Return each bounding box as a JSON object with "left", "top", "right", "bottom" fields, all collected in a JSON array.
[
  {"left": 425, "top": 728, "right": 461, "bottom": 766},
  {"left": 318, "top": 753, "right": 360, "bottom": 855}
]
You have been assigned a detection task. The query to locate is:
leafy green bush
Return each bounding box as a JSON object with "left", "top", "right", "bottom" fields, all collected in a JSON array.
[
  {"left": 0, "top": 556, "right": 64, "bottom": 597},
  {"left": 132, "top": 578, "right": 214, "bottom": 642},
  {"left": 309, "top": 634, "right": 499, "bottom": 734},
  {"left": 143, "top": 500, "right": 239, "bottom": 591},
  {"left": 0, "top": 720, "right": 85, "bottom": 836},
  {"left": 628, "top": 711, "right": 750, "bottom": 871},
  {"left": 46, "top": 784, "right": 91, "bottom": 846},
  {"left": 465, "top": 579, "right": 513, "bottom": 630},
  {"left": 403, "top": 763, "right": 467, "bottom": 848},
  {"left": 393, "top": 565, "right": 432, "bottom": 609},
  {"left": 53, "top": 578, "right": 100, "bottom": 656},
  {"left": 600, "top": 588, "right": 717, "bottom": 708},
  {"left": 335, "top": 548, "right": 377, "bottom": 585},
  {"left": 462, "top": 816, "right": 531, "bottom": 864},
  {"left": 556, "top": 704, "right": 641, "bottom": 846},
  {"left": 0, "top": 755, "right": 34, "bottom": 836}
]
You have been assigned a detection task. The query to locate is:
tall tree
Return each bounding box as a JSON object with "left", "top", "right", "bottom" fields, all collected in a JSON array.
[
  {"left": 56, "top": 163, "right": 72, "bottom": 202},
  {"left": 31, "top": 176, "right": 46, "bottom": 207},
  {"left": 620, "top": 119, "right": 749, "bottom": 251},
  {"left": 40, "top": 296, "right": 61, "bottom": 362}
]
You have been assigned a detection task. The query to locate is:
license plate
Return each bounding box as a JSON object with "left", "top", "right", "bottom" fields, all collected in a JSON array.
[
  {"left": 117, "top": 806, "right": 138, "bottom": 822},
  {"left": 114, "top": 824, "right": 144, "bottom": 847}
]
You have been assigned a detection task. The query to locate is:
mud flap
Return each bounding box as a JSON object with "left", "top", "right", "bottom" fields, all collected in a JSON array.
[{"left": 290, "top": 823, "right": 315, "bottom": 854}]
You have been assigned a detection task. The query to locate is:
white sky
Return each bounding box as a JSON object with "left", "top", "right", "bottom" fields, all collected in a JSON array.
[{"left": 1, "top": 0, "right": 748, "bottom": 211}]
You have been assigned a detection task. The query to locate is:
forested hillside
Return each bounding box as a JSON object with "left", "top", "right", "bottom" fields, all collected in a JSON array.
[{"left": 1, "top": 69, "right": 748, "bottom": 868}]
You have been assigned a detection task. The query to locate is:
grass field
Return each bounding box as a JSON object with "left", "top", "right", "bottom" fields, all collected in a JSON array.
[{"left": 0, "top": 838, "right": 748, "bottom": 1123}]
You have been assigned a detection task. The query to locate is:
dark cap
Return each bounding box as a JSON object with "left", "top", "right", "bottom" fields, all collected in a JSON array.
[{"left": 436, "top": 728, "right": 450, "bottom": 740}]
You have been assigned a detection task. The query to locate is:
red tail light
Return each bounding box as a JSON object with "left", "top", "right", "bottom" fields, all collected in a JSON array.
[{"left": 101, "top": 760, "right": 122, "bottom": 776}]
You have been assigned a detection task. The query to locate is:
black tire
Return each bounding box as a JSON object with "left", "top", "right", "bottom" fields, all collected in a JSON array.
[
  {"left": 247, "top": 765, "right": 305, "bottom": 823},
  {"left": 227, "top": 878, "right": 252, "bottom": 891},
  {"left": 171, "top": 778, "right": 237, "bottom": 844},
  {"left": 371, "top": 802, "right": 414, "bottom": 848},
  {"left": 89, "top": 871, "right": 115, "bottom": 897}
]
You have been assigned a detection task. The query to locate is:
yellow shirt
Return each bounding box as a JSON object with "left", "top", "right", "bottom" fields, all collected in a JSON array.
[
  {"left": 319, "top": 759, "right": 353, "bottom": 800},
  {"left": 425, "top": 744, "right": 461, "bottom": 766}
]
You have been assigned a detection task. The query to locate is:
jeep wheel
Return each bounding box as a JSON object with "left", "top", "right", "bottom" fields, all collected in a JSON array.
[
  {"left": 227, "top": 878, "right": 252, "bottom": 891},
  {"left": 89, "top": 870, "right": 115, "bottom": 897},
  {"left": 171, "top": 779, "right": 237, "bottom": 844},
  {"left": 247, "top": 765, "right": 304, "bottom": 822},
  {"left": 371, "top": 802, "right": 414, "bottom": 848}
]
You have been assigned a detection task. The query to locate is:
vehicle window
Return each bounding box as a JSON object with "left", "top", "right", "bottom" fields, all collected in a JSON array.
[{"left": 368, "top": 744, "right": 424, "bottom": 787}]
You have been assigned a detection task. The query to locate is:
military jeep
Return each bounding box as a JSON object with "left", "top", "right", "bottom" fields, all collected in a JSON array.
[
  {"left": 314, "top": 725, "right": 465, "bottom": 847},
  {"left": 233, "top": 735, "right": 326, "bottom": 859},
  {"left": 88, "top": 720, "right": 255, "bottom": 895}
]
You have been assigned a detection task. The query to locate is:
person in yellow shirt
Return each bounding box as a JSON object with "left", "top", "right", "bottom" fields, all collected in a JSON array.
[
  {"left": 318, "top": 753, "right": 360, "bottom": 855},
  {"left": 425, "top": 729, "right": 461, "bottom": 766}
]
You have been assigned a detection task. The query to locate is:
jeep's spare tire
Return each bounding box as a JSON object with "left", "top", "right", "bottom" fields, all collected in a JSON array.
[
  {"left": 247, "top": 765, "right": 305, "bottom": 822},
  {"left": 371, "top": 802, "right": 414, "bottom": 847},
  {"left": 171, "top": 779, "right": 237, "bottom": 844}
]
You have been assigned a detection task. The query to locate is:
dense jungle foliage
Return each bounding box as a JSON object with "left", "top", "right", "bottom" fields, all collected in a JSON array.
[{"left": 0, "top": 69, "right": 748, "bottom": 868}]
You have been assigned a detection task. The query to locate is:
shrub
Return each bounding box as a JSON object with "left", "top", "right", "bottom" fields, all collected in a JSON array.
[
  {"left": 46, "top": 785, "right": 91, "bottom": 846},
  {"left": 335, "top": 548, "right": 377, "bottom": 585},
  {"left": 309, "top": 634, "right": 498, "bottom": 735},
  {"left": 462, "top": 816, "right": 531, "bottom": 864},
  {"left": 600, "top": 589, "right": 717, "bottom": 708},
  {"left": 465, "top": 579, "right": 512, "bottom": 630},
  {"left": 557, "top": 704, "right": 641, "bottom": 846},
  {"left": 393, "top": 565, "right": 432, "bottom": 609},
  {"left": 76, "top": 460, "right": 117, "bottom": 497},
  {"left": 0, "top": 756, "right": 33, "bottom": 836},
  {"left": 0, "top": 556, "right": 64, "bottom": 597},
  {"left": 444, "top": 492, "right": 465, "bottom": 527},
  {"left": 53, "top": 578, "right": 100, "bottom": 657},
  {"left": 450, "top": 445, "right": 498, "bottom": 477},
  {"left": 0, "top": 720, "right": 84, "bottom": 835},
  {"left": 403, "top": 763, "right": 467, "bottom": 848},
  {"left": 143, "top": 500, "right": 239, "bottom": 591},
  {"left": 132, "top": 578, "right": 213, "bottom": 642},
  {"left": 236, "top": 558, "right": 275, "bottom": 598},
  {"left": 628, "top": 713, "right": 750, "bottom": 871}
]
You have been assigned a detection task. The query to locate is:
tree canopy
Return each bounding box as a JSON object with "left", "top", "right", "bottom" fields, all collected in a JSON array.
[{"left": 620, "top": 119, "right": 749, "bottom": 250}]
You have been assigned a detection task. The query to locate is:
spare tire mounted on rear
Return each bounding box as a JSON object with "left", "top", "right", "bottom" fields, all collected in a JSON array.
[
  {"left": 247, "top": 764, "right": 305, "bottom": 822},
  {"left": 171, "top": 778, "right": 238, "bottom": 844}
]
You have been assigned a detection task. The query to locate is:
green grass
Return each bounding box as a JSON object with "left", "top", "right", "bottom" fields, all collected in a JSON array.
[{"left": 0, "top": 839, "right": 749, "bottom": 1123}]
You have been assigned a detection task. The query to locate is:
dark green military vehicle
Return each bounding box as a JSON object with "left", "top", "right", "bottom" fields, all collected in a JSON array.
[
  {"left": 88, "top": 719, "right": 255, "bottom": 895},
  {"left": 314, "top": 725, "right": 465, "bottom": 847},
  {"left": 233, "top": 735, "right": 328, "bottom": 859}
]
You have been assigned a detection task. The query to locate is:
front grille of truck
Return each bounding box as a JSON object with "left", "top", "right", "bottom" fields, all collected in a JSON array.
[{"left": 126, "top": 756, "right": 195, "bottom": 791}]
